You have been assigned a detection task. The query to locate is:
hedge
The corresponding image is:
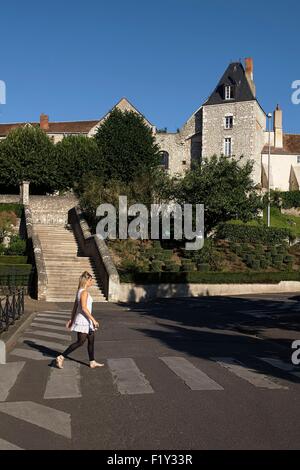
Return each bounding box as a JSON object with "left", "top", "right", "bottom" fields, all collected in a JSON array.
[
  {"left": 281, "top": 191, "right": 300, "bottom": 209},
  {"left": 216, "top": 222, "right": 292, "bottom": 244},
  {"left": 120, "top": 271, "right": 300, "bottom": 284},
  {"left": 0, "top": 264, "right": 33, "bottom": 291},
  {"left": 0, "top": 256, "right": 28, "bottom": 265},
  {"left": 0, "top": 203, "right": 23, "bottom": 218}
]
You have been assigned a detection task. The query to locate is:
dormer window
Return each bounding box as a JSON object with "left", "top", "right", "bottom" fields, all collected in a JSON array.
[{"left": 224, "top": 85, "right": 234, "bottom": 100}]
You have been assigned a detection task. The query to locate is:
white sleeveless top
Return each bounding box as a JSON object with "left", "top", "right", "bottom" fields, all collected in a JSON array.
[{"left": 71, "top": 288, "right": 94, "bottom": 334}]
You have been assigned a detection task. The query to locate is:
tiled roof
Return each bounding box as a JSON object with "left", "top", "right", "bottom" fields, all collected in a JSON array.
[
  {"left": 262, "top": 134, "right": 300, "bottom": 155},
  {"left": 0, "top": 120, "right": 99, "bottom": 136}
]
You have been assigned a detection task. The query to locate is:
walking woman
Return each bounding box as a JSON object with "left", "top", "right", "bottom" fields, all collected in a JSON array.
[{"left": 56, "top": 271, "right": 104, "bottom": 369}]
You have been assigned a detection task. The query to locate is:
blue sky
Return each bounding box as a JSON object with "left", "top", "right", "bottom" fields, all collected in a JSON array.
[{"left": 0, "top": 0, "right": 300, "bottom": 132}]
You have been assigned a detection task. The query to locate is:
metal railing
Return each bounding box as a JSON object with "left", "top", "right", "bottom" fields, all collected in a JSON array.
[{"left": 0, "top": 288, "right": 25, "bottom": 335}]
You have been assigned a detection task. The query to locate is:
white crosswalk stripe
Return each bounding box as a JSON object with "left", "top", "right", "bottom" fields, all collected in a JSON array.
[
  {"left": 19, "top": 337, "right": 67, "bottom": 352},
  {"left": 37, "top": 314, "right": 70, "bottom": 319},
  {"left": 0, "top": 401, "right": 71, "bottom": 439},
  {"left": 258, "top": 357, "right": 300, "bottom": 379},
  {"left": 30, "top": 322, "right": 68, "bottom": 332},
  {"left": 160, "top": 356, "right": 223, "bottom": 390},
  {"left": 213, "top": 357, "right": 287, "bottom": 389},
  {"left": 0, "top": 362, "right": 25, "bottom": 401},
  {"left": 11, "top": 349, "right": 54, "bottom": 361},
  {"left": 25, "top": 329, "right": 71, "bottom": 341},
  {"left": 32, "top": 318, "right": 67, "bottom": 325},
  {"left": 44, "top": 362, "right": 81, "bottom": 399},
  {"left": 0, "top": 438, "right": 23, "bottom": 450},
  {"left": 107, "top": 358, "right": 154, "bottom": 395}
]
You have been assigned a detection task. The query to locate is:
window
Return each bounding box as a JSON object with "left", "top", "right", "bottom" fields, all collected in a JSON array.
[
  {"left": 161, "top": 151, "right": 169, "bottom": 170},
  {"left": 224, "top": 138, "right": 232, "bottom": 156},
  {"left": 297, "top": 156, "right": 300, "bottom": 164},
  {"left": 224, "top": 85, "right": 233, "bottom": 100},
  {"left": 225, "top": 115, "right": 233, "bottom": 129}
]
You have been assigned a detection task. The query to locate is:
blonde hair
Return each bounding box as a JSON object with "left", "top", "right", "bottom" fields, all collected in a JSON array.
[{"left": 78, "top": 271, "right": 93, "bottom": 290}]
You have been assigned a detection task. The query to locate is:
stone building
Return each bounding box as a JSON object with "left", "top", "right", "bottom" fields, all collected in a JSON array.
[{"left": 1, "top": 58, "right": 300, "bottom": 189}]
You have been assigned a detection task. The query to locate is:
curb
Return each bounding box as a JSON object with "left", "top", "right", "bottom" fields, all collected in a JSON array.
[{"left": 0, "top": 311, "right": 37, "bottom": 364}]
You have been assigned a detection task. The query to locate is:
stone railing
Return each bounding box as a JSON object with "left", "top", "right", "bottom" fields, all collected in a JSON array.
[
  {"left": 24, "top": 206, "right": 48, "bottom": 300},
  {"left": 68, "top": 207, "right": 120, "bottom": 302}
]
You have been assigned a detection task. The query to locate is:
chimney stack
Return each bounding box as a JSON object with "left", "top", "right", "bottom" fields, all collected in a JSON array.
[
  {"left": 40, "top": 113, "right": 49, "bottom": 131},
  {"left": 244, "top": 57, "right": 256, "bottom": 97},
  {"left": 273, "top": 104, "right": 283, "bottom": 148}
]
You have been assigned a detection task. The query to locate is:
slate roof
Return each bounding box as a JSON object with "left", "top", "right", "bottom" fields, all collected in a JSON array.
[{"left": 204, "top": 62, "right": 256, "bottom": 106}]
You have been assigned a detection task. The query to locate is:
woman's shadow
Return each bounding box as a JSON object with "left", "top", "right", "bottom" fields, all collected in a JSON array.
[{"left": 22, "top": 339, "right": 88, "bottom": 367}]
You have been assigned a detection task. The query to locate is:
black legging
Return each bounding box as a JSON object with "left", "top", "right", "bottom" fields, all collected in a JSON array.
[{"left": 62, "top": 331, "right": 95, "bottom": 361}]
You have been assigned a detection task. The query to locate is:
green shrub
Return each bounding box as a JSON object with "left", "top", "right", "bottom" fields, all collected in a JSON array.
[
  {"left": 151, "top": 260, "right": 164, "bottom": 272},
  {"left": 197, "top": 263, "right": 210, "bottom": 272},
  {"left": 250, "top": 259, "right": 261, "bottom": 270},
  {"left": 273, "top": 255, "right": 284, "bottom": 263},
  {"left": 5, "top": 236, "right": 26, "bottom": 255},
  {"left": 216, "top": 222, "right": 292, "bottom": 244},
  {"left": 159, "top": 250, "right": 173, "bottom": 261},
  {"left": 281, "top": 191, "right": 300, "bottom": 209},
  {"left": 284, "top": 255, "right": 294, "bottom": 264},
  {"left": 0, "top": 203, "right": 23, "bottom": 218},
  {"left": 181, "top": 262, "right": 196, "bottom": 272},
  {"left": 164, "top": 262, "right": 180, "bottom": 272},
  {"left": 260, "top": 259, "right": 268, "bottom": 269}
]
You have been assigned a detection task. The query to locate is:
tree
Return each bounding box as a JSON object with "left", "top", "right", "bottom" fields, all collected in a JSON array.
[
  {"left": 94, "top": 108, "right": 161, "bottom": 183},
  {"left": 0, "top": 125, "right": 56, "bottom": 193},
  {"left": 55, "top": 135, "right": 103, "bottom": 190},
  {"left": 177, "top": 155, "right": 263, "bottom": 234}
]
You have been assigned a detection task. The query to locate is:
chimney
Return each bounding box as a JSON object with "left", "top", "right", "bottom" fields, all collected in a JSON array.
[
  {"left": 273, "top": 104, "right": 283, "bottom": 148},
  {"left": 40, "top": 113, "right": 49, "bottom": 131},
  {"left": 244, "top": 57, "right": 256, "bottom": 97}
]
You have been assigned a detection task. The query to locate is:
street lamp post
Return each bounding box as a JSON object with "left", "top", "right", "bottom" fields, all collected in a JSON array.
[{"left": 267, "top": 113, "right": 272, "bottom": 227}]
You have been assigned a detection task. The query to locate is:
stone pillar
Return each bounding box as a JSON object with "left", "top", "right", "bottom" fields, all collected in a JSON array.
[{"left": 19, "top": 181, "right": 30, "bottom": 205}]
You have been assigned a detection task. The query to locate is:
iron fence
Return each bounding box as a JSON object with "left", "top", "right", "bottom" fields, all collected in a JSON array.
[{"left": 0, "top": 288, "right": 25, "bottom": 334}]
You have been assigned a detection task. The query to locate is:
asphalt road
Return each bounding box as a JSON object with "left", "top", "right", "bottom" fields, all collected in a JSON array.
[{"left": 0, "top": 293, "right": 300, "bottom": 450}]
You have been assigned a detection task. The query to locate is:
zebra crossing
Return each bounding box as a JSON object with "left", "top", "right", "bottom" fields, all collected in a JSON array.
[{"left": 1, "top": 309, "right": 300, "bottom": 449}]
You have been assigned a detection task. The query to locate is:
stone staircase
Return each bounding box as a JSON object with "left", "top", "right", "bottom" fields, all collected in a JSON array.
[{"left": 34, "top": 224, "right": 107, "bottom": 302}]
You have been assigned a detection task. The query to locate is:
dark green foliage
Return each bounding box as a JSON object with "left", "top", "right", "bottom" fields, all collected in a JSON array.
[
  {"left": 280, "top": 191, "right": 300, "bottom": 209},
  {"left": 164, "top": 262, "right": 180, "bottom": 272},
  {"left": 55, "top": 135, "right": 103, "bottom": 190},
  {"left": 176, "top": 155, "right": 263, "bottom": 234},
  {"left": 197, "top": 263, "right": 210, "bottom": 272},
  {"left": 216, "top": 222, "right": 292, "bottom": 244},
  {"left": 5, "top": 236, "right": 26, "bottom": 255},
  {"left": 94, "top": 109, "right": 161, "bottom": 184},
  {"left": 151, "top": 260, "right": 164, "bottom": 272},
  {"left": 120, "top": 271, "right": 300, "bottom": 284},
  {"left": 0, "top": 204, "right": 23, "bottom": 218},
  {"left": 181, "top": 261, "right": 196, "bottom": 272},
  {"left": 250, "top": 259, "right": 261, "bottom": 270},
  {"left": 0, "top": 256, "right": 27, "bottom": 265},
  {"left": 273, "top": 255, "right": 284, "bottom": 263},
  {"left": 0, "top": 126, "right": 57, "bottom": 192}
]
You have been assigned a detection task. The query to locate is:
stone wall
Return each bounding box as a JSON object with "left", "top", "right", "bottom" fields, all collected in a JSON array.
[
  {"left": 29, "top": 194, "right": 78, "bottom": 225},
  {"left": 202, "top": 100, "right": 264, "bottom": 184},
  {"left": 119, "top": 280, "right": 300, "bottom": 302}
]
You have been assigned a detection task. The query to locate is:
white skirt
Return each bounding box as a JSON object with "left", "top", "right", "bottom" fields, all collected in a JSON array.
[{"left": 71, "top": 312, "right": 94, "bottom": 334}]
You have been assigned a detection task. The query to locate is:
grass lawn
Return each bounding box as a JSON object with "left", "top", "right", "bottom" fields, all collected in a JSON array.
[
  {"left": 262, "top": 207, "right": 300, "bottom": 238},
  {"left": 228, "top": 207, "right": 300, "bottom": 239}
]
